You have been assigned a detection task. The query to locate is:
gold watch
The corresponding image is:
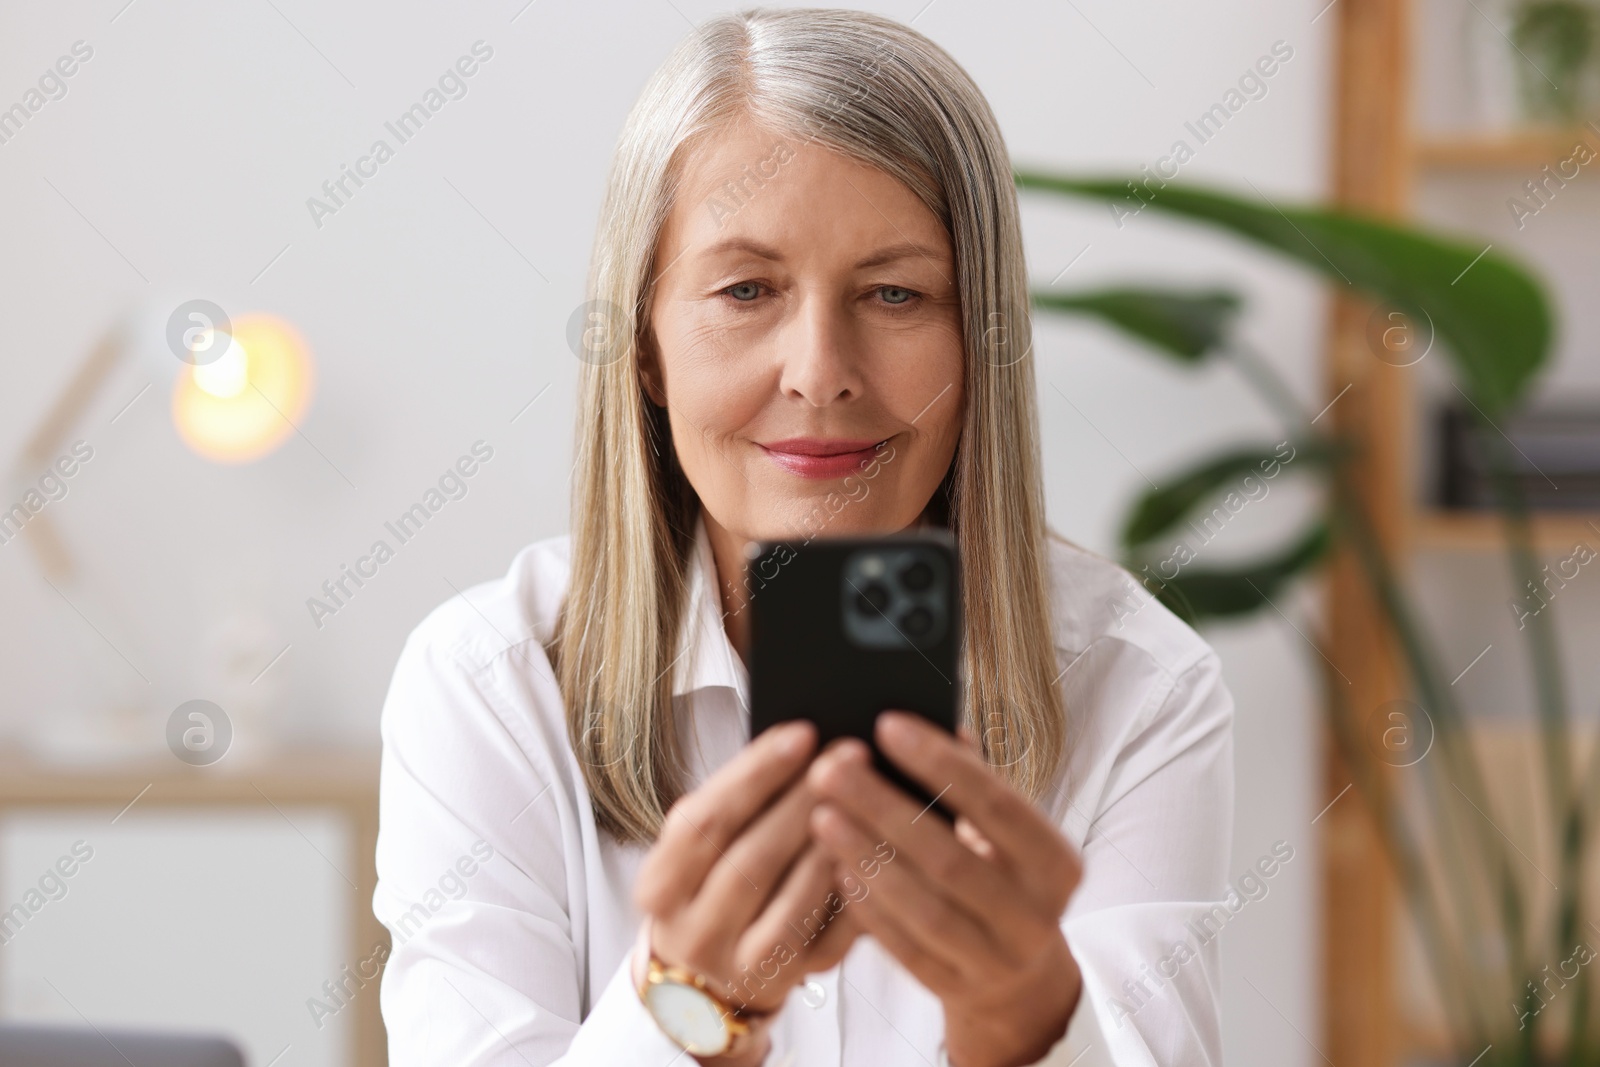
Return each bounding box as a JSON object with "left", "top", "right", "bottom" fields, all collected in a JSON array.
[{"left": 636, "top": 952, "right": 766, "bottom": 1057}]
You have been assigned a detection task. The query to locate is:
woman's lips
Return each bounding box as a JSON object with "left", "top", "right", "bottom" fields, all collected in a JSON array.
[{"left": 758, "top": 437, "right": 888, "bottom": 479}]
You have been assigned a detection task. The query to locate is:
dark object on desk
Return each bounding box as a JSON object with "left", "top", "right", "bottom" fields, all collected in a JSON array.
[
  {"left": 1438, "top": 402, "right": 1600, "bottom": 510},
  {"left": 0, "top": 1023, "right": 243, "bottom": 1067},
  {"left": 748, "top": 530, "right": 962, "bottom": 820}
]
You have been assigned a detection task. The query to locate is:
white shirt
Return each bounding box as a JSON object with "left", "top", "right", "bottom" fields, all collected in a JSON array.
[{"left": 373, "top": 514, "right": 1234, "bottom": 1066}]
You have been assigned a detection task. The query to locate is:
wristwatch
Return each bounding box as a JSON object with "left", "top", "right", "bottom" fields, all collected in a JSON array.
[{"left": 636, "top": 951, "right": 765, "bottom": 1057}]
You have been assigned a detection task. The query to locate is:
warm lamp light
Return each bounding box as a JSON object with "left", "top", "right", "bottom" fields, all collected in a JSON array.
[
  {"left": 172, "top": 313, "right": 314, "bottom": 463},
  {"left": 193, "top": 334, "right": 249, "bottom": 398},
  {"left": 11, "top": 300, "right": 317, "bottom": 581}
]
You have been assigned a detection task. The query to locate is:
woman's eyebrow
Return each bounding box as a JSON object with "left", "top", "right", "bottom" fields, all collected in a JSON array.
[
  {"left": 695, "top": 236, "right": 786, "bottom": 262},
  {"left": 697, "top": 236, "right": 948, "bottom": 271},
  {"left": 854, "top": 240, "right": 949, "bottom": 271}
]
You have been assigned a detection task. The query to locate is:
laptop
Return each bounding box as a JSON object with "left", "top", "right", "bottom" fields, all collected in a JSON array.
[{"left": 0, "top": 1024, "right": 243, "bottom": 1067}]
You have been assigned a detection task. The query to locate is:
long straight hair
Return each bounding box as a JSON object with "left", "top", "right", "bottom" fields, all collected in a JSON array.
[{"left": 553, "top": 7, "right": 1064, "bottom": 844}]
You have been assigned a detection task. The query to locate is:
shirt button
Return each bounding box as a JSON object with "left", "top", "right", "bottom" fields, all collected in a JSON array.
[{"left": 801, "top": 980, "right": 827, "bottom": 1008}]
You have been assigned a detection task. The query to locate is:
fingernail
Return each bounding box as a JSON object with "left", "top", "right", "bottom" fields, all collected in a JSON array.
[
  {"left": 811, "top": 803, "right": 845, "bottom": 840},
  {"left": 810, "top": 743, "right": 858, "bottom": 792},
  {"left": 832, "top": 737, "right": 869, "bottom": 763},
  {"left": 878, "top": 712, "right": 920, "bottom": 750},
  {"left": 778, "top": 721, "right": 813, "bottom": 754}
]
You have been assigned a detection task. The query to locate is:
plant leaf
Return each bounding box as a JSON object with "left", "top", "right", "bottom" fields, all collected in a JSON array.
[
  {"left": 1032, "top": 287, "right": 1242, "bottom": 362},
  {"left": 1014, "top": 173, "right": 1552, "bottom": 415},
  {"left": 1126, "top": 522, "right": 1332, "bottom": 623},
  {"left": 1121, "top": 440, "right": 1342, "bottom": 549}
]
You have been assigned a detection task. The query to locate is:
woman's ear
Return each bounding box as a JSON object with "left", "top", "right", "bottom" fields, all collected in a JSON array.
[{"left": 637, "top": 327, "right": 667, "bottom": 407}]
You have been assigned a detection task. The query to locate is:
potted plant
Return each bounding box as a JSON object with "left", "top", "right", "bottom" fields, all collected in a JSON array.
[{"left": 1016, "top": 170, "right": 1584, "bottom": 1064}]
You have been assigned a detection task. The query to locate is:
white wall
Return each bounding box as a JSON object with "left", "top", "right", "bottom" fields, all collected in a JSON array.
[{"left": 0, "top": 2, "right": 1334, "bottom": 1063}]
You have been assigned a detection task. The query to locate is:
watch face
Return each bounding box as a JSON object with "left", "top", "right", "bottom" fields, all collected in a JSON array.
[{"left": 644, "top": 979, "right": 731, "bottom": 1055}]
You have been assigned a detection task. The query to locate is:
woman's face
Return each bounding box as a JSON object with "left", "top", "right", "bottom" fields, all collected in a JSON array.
[{"left": 643, "top": 118, "right": 965, "bottom": 553}]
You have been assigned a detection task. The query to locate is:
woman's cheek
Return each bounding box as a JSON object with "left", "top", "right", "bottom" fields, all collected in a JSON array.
[
  {"left": 663, "top": 333, "right": 772, "bottom": 426},
  {"left": 881, "top": 324, "right": 964, "bottom": 424}
]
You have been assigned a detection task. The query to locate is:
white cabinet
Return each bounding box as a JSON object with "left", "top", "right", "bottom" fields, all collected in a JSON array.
[{"left": 0, "top": 756, "right": 384, "bottom": 1067}]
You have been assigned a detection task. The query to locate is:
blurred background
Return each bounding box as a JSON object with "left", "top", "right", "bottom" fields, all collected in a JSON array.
[{"left": 1, "top": 1, "right": 1597, "bottom": 1065}]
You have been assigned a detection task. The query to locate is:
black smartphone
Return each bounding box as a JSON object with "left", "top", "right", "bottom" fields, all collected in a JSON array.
[{"left": 747, "top": 530, "right": 962, "bottom": 819}]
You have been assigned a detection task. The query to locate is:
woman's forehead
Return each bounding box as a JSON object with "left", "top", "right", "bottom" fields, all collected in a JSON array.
[{"left": 662, "top": 123, "right": 951, "bottom": 270}]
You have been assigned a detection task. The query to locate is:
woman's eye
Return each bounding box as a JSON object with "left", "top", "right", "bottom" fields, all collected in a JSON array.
[
  {"left": 878, "top": 286, "right": 918, "bottom": 307},
  {"left": 724, "top": 282, "right": 762, "bottom": 302}
]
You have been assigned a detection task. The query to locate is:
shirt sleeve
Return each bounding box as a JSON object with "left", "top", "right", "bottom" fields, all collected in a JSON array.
[
  {"left": 1055, "top": 647, "right": 1236, "bottom": 1067},
  {"left": 372, "top": 620, "right": 689, "bottom": 1066}
]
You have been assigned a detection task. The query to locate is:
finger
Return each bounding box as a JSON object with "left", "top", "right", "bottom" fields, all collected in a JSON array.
[
  {"left": 875, "top": 712, "right": 1080, "bottom": 911},
  {"left": 806, "top": 738, "right": 1023, "bottom": 934},
  {"left": 635, "top": 719, "right": 816, "bottom": 914},
  {"left": 810, "top": 743, "right": 1055, "bottom": 966},
  {"left": 794, "top": 881, "right": 863, "bottom": 976},
  {"left": 682, "top": 776, "right": 819, "bottom": 935},
  {"left": 810, "top": 801, "right": 1006, "bottom": 978},
  {"left": 728, "top": 845, "right": 859, "bottom": 1010},
  {"left": 825, "top": 856, "right": 961, "bottom": 997}
]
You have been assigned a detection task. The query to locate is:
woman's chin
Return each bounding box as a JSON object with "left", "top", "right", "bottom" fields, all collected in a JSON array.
[{"left": 723, "top": 501, "right": 926, "bottom": 546}]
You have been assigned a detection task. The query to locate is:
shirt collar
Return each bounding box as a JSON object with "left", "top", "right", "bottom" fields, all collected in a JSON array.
[
  {"left": 672, "top": 512, "right": 750, "bottom": 700},
  {"left": 670, "top": 521, "right": 1085, "bottom": 712}
]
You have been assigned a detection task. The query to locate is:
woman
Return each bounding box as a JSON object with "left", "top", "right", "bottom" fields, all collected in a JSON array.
[{"left": 373, "top": 8, "right": 1233, "bottom": 1066}]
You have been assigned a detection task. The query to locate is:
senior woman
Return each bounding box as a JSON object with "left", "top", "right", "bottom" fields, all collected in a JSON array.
[{"left": 373, "top": 8, "right": 1233, "bottom": 1067}]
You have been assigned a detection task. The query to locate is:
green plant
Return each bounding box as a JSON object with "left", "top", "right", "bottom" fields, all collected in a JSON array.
[
  {"left": 1512, "top": 1, "right": 1598, "bottom": 124},
  {"left": 1016, "top": 170, "right": 1585, "bottom": 1064}
]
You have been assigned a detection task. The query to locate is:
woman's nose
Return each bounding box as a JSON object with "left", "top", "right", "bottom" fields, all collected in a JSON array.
[{"left": 776, "top": 298, "right": 862, "bottom": 406}]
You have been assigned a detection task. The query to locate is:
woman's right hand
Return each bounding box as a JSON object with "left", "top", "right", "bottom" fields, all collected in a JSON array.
[{"left": 632, "top": 719, "right": 862, "bottom": 1062}]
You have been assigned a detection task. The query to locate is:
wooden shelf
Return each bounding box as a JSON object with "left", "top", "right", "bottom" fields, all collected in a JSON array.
[
  {"left": 1414, "top": 125, "right": 1599, "bottom": 169},
  {"left": 0, "top": 747, "right": 380, "bottom": 804},
  {"left": 1332, "top": 1, "right": 1600, "bottom": 1062},
  {"left": 1411, "top": 509, "right": 1600, "bottom": 552}
]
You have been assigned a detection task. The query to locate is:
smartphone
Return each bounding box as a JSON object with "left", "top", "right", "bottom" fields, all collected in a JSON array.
[{"left": 747, "top": 530, "right": 962, "bottom": 819}]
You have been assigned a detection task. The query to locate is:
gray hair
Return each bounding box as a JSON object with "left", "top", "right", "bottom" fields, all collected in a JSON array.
[{"left": 555, "top": 6, "right": 1064, "bottom": 843}]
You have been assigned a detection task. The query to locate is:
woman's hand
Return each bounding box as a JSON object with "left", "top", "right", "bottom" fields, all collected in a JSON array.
[
  {"left": 806, "top": 712, "right": 1084, "bottom": 1067},
  {"left": 632, "top": 719, "right": 864, "bottom": 1065}
]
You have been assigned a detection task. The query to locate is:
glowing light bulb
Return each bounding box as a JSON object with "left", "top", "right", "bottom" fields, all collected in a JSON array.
[
  {"left": 193, "top": 335, "right": 250, "bottom": 398},
  {"left": 172, "top": 313, "right": 313, "bottom": 463}
]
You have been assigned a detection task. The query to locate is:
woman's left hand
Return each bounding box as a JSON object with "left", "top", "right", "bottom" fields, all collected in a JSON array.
[{"left": 806, "top": 711, "right": 1084, "bottom": 1067}]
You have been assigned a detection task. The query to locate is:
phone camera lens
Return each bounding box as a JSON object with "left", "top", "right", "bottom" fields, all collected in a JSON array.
[
  {"left": 900, "top": 606, "right": 934, "bottom": 637},
  {"left": 855, "top": 583, "right": 891, "bottom": 616},
  {"left": 900, "top": 560, "right": 934, "bottom": 592}
]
